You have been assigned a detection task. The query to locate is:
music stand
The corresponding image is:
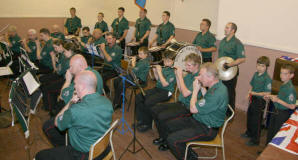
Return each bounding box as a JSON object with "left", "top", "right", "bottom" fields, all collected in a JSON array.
[
  {"left": 9, "top": 70, "right": 42, "bottom": 160},
  {"left": 114, "top": 65, "right": 151, "bottom": 159}
]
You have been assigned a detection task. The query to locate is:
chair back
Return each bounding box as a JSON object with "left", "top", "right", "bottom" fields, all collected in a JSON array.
[
  {"left": 89, "top": 119, "right": 119, "bottom": 160},
  {"left": 220, "top": 105, "right": 234, "bottom": 143}
]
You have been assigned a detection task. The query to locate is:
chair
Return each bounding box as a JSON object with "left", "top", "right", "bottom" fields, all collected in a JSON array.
[
  {"left": 89, "top": 119, "right": 119, "bottom": 160},
  {"left": 184, "top": 105, "right": 234, "bottom": 160}
]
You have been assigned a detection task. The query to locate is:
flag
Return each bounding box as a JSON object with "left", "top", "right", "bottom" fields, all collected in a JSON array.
[
  {"left": 269, "top": 110, "right": 298, "bottom": 155},
  {"left": 135, "top": 0, "right": 146, "bottom": 9}
]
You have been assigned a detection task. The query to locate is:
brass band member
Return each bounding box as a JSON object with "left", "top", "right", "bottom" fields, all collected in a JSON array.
[
  {"left": 111, "top": 7, "right": 129, "bottom": 54},
  {"left": 149, "top": 11, "right": 175, "bottom": 48},
  {"left": 151, "top": 53, "right": 201, "bottom": 149},
  {"left": 218, "top": 22, "right": 246, "bottom": 116},
  {"left": 51, "top": 24, "right": 65, "bottom": 41},
  {"left": 94, "top": 12, "right": 109, "bottom": 35},
  {"left": 21, "top": 29, "right": 39, "bottom": 63},
  {"left": 135, "top": 50, "right": 176, "bottom": 132},
  {"left": 64, "top": 7, "right": 82, "bottom": 36},
  {"left": 192, "top": 19, "right": 217, "bottom": 62}
]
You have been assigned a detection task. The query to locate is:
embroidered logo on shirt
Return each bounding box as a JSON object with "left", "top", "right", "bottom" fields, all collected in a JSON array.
[
  {"left": 64, "top": 90, "right": 69, "bottom": 97},
  {"left": 198, "top": 99, "right": 206, "bottom": 107},
  {"left": 289, "top": 94, "right": 294, "bottom": 102},
  {"left": 169, "top": 77, "right": 174, "bottom": 82},
  {"left": 111, "top": 52, "right": 115, "bottom": 57},
  {"left": 32, "top": 46, "right": 36, "bottom": 50},
  {"left": 42, "top": 52, "right": 46, "bottom": 56},
  {"left": 12, "top": 41, "right": 15, "bottom": 44},
  {"left": 242, "top": 51, "right": 245, "bottom": 55},
  {"left": 58, "top": 115, "right": 63, "bottom": 121},
  {"left": 267, "top": 83, "right": 271, "bottom": 90}
]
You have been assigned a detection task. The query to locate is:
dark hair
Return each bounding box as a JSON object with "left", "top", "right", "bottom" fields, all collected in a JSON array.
[
  {"left": 82, "top": 26, "right": 90, "bottom": 32},
  {"left": 257, "top": 56, "right": 270, "bottom": 67},
  {"left": 53, "top": 39, "right": 64, "bottom": 46},
  {"left": 143, "top": 9, "right": 147, "bottom": 13},
  {"left": 163, "top": 11, "right": 170, "bottom": 17},
  {"left": 105, "top": 32, "right": 116, "bottom": 38},
  {"left": 281, "top": 64, "right": 295, "bottom": 74},
  {"left": 70, "top": 7, "right": 76, "bottom": 12},
  {"left": 118, "top": 7, "right": 125, "bottom": 12},
  {"left": 230, "top": 22, "right": 237, "bottom": 33},
  {"left": 63, "top": 42, "right": 76, "bottom": 52},
  {"left": 162, "top": 50, "right": 176, "bottom": 60},
  {"left": 40, "top": 28, "right": 50, "bottom": 35},
  {"left": 202, "top": 18, "right": 211, "bottom": 27},
  {"left": 98, "top": 12, "right": 104, "bottom": 17},
  {"left": 138, "top": 46, "right": 149, "bottom": 55}
]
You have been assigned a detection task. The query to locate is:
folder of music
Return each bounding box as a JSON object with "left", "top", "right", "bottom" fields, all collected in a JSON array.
[{"left": 0, "top": 66, "right": 13, "bottom": 76}]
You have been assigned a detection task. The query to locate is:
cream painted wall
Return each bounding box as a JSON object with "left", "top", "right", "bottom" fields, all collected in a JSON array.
[
  {"left": 217, "top": 0, "right": 298, "bottom": 54},
  {"left": 0, "top": 0, "right": 219, "bottom": 33}
]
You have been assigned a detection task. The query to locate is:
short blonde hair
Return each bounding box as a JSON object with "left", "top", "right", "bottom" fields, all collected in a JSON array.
[
  {"left": 8, "top": 25, "right": 17, "bottom": 32},
  {"left": 184, "top": 53, "right": 201, "bottom": 65},
  {"left": 200, "top": 62, "right": 219, "bottom": 79}
]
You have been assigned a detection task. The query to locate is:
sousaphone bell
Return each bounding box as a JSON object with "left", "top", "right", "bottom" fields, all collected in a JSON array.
[{"left": 214, "top": 57, "right": 238, "bottom": 81}]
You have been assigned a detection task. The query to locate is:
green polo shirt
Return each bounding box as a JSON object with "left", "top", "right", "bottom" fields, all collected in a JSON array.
[
  {"left": 27, "top": 40, "right": 37, "bottom": 61},
  {"left": 132, "top": 57, "right": 150, "bottom": 82},
  {"left": 192, "top": 31, "right": 216, "bottom": 59},
  {"left": 56, "top": 53, "right": 71, "bottom": 76},
  {"left": 156, "top": 22, "right": 175, "bottom": 45},
  {"left": 135, "top": 17, "right": 151, "bottom": 41},
  {"left": 57, "top": 92, "right": 113, "bottom": 153},
  {"left": 40, "top": 39, "right": 54, "bottom": 69},
  {"left": 80, "top": 35, "right": 91, "bottom": 53},
  {"left": 218, "top": 35, "right": 245, "bottom": 60},
  {"left": 64, "top": 16, "right": 82, "bottom": 34},
  {"left": 104, "top": 44, "right": 123, "bottom": 70},
  {"left": 94, "top": 20, "right": 109, "bottom": 33},
  {"left": 275, "top": 80, "right": 297, "bottom": 110},
  {"left": 111, "top": 17, "right": 129, "bottom": 39},
  {"left": 9, "top": 34, "right": 21, "bottom": 54},
  {"left": 193, "top": 81, "right": 228, "bottom": 128},
  {"left": 156, "top": 67, "right": 176, "bottom": 93},
  {"left": 178, "top": 72, "right": 199, "bottom": 107},
  {"left": 61, "top": 66, "right": 104, "bottom": 104},
  {"left": 250, "top": 71, "right": 272, "bottom": 97},
  {"left": 51, "top": 32, "right": 65, "bottom": 41}
]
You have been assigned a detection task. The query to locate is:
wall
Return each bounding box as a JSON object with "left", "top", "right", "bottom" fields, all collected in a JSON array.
[{"left": 217, "top": 0, "right": 298, "bottom": 54}]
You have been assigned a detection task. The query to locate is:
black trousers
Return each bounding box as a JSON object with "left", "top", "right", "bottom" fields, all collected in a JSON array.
[
  {"left": 165, "top": 117, "right": 218, "bottom": 160},
  {"left": 43, "top": 118, "right": 66, "bottom": 146},
  {"left": 40, "top": 73, "right": 65, "bottom": 111},
  {"left": 245, "top": 96, "right": 266, "bottom": 144},
  {"left": 222, "top": 71, "right": 239, "bottom": 116},
  {"left": 101, "top": 69, "right": 118, "bottom": 94},
  {"left": 202, "top": 57, "right": 212, "bottom": 63},
  {"left": 266, "top": 107, "right": 291, "bottom": 144},
  {"left": 135, "top": 87, "right": 171, "bottom": 125},
  {"left": 36, "top": 61, "right": 53, "bottom": 75},
  {"left": 118, "top": 39, "right": 126, "bottom": 55},
  {"left": 151, "top": 102, "right": 191, "bottom": 138}
]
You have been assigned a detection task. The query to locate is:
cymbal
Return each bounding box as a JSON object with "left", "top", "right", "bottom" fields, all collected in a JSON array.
[{"left": 214, "top": 57, "right": 238, "bottom": 81}]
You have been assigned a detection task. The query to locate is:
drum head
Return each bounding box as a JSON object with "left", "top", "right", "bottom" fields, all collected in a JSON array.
[{"left": 174, "top": 45, "right": 202, "bottom": 71}]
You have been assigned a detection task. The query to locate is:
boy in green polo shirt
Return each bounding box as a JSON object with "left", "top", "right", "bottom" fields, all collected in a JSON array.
[
  {"left": 135, "top": 50, "right": 177, "bottom": 132},
  {"left": 113, "top": 46, "right": 150, "bottom": 109},
  {"left": 51, "top": 24, "right": 65, "bottom": 41},
  {"left": 241, "top": 56, "right": 272, "bottom": 146},
  {"left": 64, "top": 7, "right": 82, "bottom": 36},
  {"left": 94, "top": 12, "right": 109, "bottom": 35},
  {"left": 78, "top": 27, "right": 91, "bottom": 54},
  {"left": 192, "top": 19, "right": 217, "bottom": 62},
  {"left": 111, "top": 7, "right": 129, "bottom": 54},
  {"left": 265, "top": 64, "right": 296, "bottom": 144},
  {"left": 149, "top": 11, "right": 175, "bottom": 48}
]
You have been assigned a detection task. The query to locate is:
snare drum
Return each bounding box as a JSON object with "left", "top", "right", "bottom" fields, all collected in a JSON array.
[
  {"left": 126, "top": 42, "right": 140, "bottom": 56},
  {"left": 149, "top": 46, "right": 164, "bottom": 64}
]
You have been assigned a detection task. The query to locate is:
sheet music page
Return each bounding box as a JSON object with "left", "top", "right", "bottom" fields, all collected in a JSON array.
[
  {"left": 86, "top": 44, "right": 100, "bottom": 57},
  {"left": 0, "top": 66, "right": 13, "bottom": 76},
  {"left": 22, "top": 72, "right": 40, "bottom": 95}
]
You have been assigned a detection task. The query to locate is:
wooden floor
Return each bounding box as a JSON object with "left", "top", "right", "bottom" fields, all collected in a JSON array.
[{"left": 0, "top": 77, "right": 269, "bottom": 160}]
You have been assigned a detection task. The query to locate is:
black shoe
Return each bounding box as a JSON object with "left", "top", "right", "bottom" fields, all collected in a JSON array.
[
  {"left": 246, "top": 140, "right": 259, "bottom": 146},
  {"left": 113, "top": 104, "right": 121, "bottom": 110},
  {"left": 240, "top": 133, "right": 250, "bottom": 139},
  {"left": 153, "top": 138, "right": 165, "bottom": 145},
  {"left": 158, "top": 144, "right": 169, "bottom": 151},
  {"left": 137, "top": 124, "right": 151, "bottom": 132},
  {"left": 131, "top": 121, "right": 143, "bottom": 129},
  {"left": 187, "top": 149, "right": 198, "bottom": 160}
]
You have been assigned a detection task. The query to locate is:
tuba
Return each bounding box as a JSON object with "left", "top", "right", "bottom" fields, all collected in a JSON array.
[{"left": 214, "top": 57, "right": 238, "bottom": 81}]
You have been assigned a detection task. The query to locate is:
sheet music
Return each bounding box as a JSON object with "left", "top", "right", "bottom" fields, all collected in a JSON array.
[
  {"left": 86, "top": 44, "right": 101, "bottom": 57},
  {"left": 0, "top": 66, "right": 13, "bottom": 76},
  {"left": 22, "top": 71, "right": 40, "bottom": 95}
]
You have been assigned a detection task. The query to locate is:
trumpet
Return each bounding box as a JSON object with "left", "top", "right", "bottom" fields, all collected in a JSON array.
[{"left": 150, "top": 65, "right": 190, "bottom": 73}]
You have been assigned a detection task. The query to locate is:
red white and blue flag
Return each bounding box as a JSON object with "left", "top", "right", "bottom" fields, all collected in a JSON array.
[
  {"left": 135, "top": 0, "right": 146, "bottom": 9},
  {"left": 269, "top": 110, "right": 298, "bottom": 155}
]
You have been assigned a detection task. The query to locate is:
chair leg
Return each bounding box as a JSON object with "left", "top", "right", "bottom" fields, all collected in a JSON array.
[
  {"left": 222, "top": 145, "right": 225, "bottom": 160},
  {"left": 184, "top": 144, "right": 190, "bottom": 160}
]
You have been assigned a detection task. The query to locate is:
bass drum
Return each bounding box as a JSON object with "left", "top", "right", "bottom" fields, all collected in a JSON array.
[{"left": 166, "top": 42, "right": 202, "bottom": 71}]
